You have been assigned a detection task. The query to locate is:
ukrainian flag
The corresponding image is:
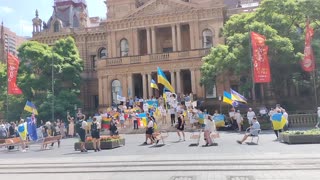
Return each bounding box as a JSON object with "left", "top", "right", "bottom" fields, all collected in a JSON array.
[
  {"left": 213, "top": 114, "right": 225, "bottom": 127},
  {"left": 271, "top": 113, "right": 287, "bottom": 130},
  {"left": 231, "top": 89, "right": 247, "bottom": 103},
  {"left": 24, "top": 101, "right": 39, "bottom": 115},
  {"left": 157, "top": 67, "right": 175, "bottom": 93},
  {"left": 223, "top": 91, "right": 233, "bottom": 105},
  {"left": 150, "top": 79, "right": 159, "bottom": 90},
  {"left": 18, "top": 122, "right": 27, "bottom": 141}
]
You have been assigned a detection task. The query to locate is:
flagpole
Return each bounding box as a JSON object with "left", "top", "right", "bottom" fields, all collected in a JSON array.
[
  {"left": 249, "top": 31, "right": 256, "bottom": 102},
  {"left": 6, "top": 41, "right": 9, "bottom": 122}
]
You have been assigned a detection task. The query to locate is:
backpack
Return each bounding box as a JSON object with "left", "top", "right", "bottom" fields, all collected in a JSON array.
[
  {"left": 91, "top": 122, "right": 98, "bottom": 132},
  {"left": 75, "top": 120, "right": 82, "bottom": 133}
]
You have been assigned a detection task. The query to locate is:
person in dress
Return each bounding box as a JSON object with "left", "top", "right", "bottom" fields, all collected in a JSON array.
[
  {"left": 68, "top": 116, "right": 75, "bottom": 138},
  {"left": 247, "top": 108, "right": 255, "bottom": 125},
  {"left": 234, "top": 110, "right": 243, "bottom": 132}
]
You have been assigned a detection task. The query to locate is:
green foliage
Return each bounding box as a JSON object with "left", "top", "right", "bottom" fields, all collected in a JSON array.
[
  {"left": 283, "top": 129, "right": 320, "bottom": 135},
  {"left": 0, "top": 36, "right": 83, "bottom": 122},
  {"left": 201, "top": 0, "right": 320, "bottom": 99}
]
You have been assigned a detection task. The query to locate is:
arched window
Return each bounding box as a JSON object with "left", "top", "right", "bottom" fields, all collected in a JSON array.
[
  {"left": 111, "top": 80, "right": 122, "bottom": 105},
  {"left": 99, "top": 47, "right": 107, "bottom": 58},
  {"left": 202, "top": 29, "right": 213, "bottom": 48},
  {"left": 120, "top": 39, "right": 129, "bottom": 57},
  {"left": 53, "top": 21, "right": 60, "bottom": 32}
]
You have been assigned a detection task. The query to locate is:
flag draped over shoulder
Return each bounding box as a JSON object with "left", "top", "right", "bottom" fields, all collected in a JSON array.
[
  {"left": 18, "top": 122, "right": 27, "bottom": 141},
  {"left": 251, "top": 32, "right": 271, "bottom": 83},
  {"left": 213, "top": 114, "right": 225, "bottom": 127},
  {"left": 150, "top": 79, "right": 159, "bottom": 90},
  {"left": 301, "top": 20, "right": 315, "bottom": 72},
  {"left": 24, "top": 101, "right": 39, "bottom": 115},
  {"left": 231, "top": 89, "right": 247, "bottom": 103},
  {"left": 223, "top": 91, "right": 233, "bottom": 105},
  {"left": 7, "top": 53, "right": 22, "bottom": 95},
  {"left": 27, "top": 116, "right": 38, "bottom": 141},
  {"left": 271, "top": 113, "right": 287, "bottom": 130},
  {"left": 157, "top": 67, "right": 175, "bottom": 93}
]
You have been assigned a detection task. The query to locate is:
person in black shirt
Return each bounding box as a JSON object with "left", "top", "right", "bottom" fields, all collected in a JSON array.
[
  {"left": 91, "top": 117, "right": 101, "bottom": 152},
  {"left": 8, "top": 122, "right": 16, "bottom": 150}
]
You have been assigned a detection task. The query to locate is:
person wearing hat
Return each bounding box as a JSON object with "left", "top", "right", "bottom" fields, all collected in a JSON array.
[
  {"left": 315, "top": 107, "right": 320, "bottom": 128},
  {"left": 237, "top": 116, "right": 260, "bottom": 144}
]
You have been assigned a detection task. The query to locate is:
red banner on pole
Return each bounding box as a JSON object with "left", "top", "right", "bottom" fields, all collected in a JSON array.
[
  {"left": 7, "top": 53, "right": 23, "bottom": 95},
  {"left": 251, "top": 32, "right": 271, "bottom": 83},
  {"left": 301, "top": 21, "right": 315, "bottom": 72}
]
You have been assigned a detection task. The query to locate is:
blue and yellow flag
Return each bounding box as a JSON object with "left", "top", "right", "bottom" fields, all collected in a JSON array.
[
  {"left": 213, "top": 114, "right": 225, "bottom": 127},
  {"left": 157, "top": 67, "right": 175, "bottom": 93},
  {"left": 24, "top": 101, "right": 38, "bottom": 115},
  {"left": 18, "top": 122, "right": 27, "bottom": 141},
  {"left": 231, "top": 89, "right": 247, "bottom": 103},
  {"left": 223, "top": 91, "right": 233, "bottom": 105},
  {"left": 138, "top": 113, "right": 147, "bottom": 127},
  {"left": 150, "top": 79, "right": 159, "bottom": 90},
  {"left": 271, "top": 113, "right": 287, "bottom": 130}
]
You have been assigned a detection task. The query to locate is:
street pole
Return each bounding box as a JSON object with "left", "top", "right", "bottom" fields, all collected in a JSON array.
[
  {"left": 249, "top": 31, "right": 256, "bottom": 102},
  {"left": 52, "top": 52, "right": 54, "bottom": 122}
]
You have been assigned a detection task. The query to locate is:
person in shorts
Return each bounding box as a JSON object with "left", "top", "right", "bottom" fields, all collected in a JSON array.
[
  {"left": 91, "top": 117, "right": 101, "bottom": 152},
  {"left": 78, "top": 115, "right": 87, "bottom": 152},
  {"left": 143, "top": 113, "right": 154, "bottom": 145},
  {"left": 237, "top": 117, "right": 260, "bottom": 144}
]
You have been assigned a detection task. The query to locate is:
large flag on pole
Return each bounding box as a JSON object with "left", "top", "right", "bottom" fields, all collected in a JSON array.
[
  {"left": 150, "top": 79, "right": 159, "bottom": 90},
  {"left": 251, "top": 32, "right": 271, "bottom": 83},
  {"left": 24, "top": 101, "right": 39, "bottom": 115},
  {"left": 231, "top": 89, "right": 247, "bottom": 103},
  {"left": 301, "top": 20, "right": 315, "bottom": 72},
  {"left": 157, "top": 67, "right": 175, "bottom": 93},
  {"left": 223, "top": 91, "right": 233, "bottom": 105},
  {"left": 7, "top": 53, "right": 22, "bottom": 94}
]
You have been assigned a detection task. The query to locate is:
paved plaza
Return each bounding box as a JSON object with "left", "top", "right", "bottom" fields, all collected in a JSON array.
[{"left": 1, "top": 130, "right": 320, "bottom": 180}]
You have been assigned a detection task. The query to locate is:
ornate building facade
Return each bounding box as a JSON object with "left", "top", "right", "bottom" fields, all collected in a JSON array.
[{"left": 32, "top": 0, "right": 259, "bottom": 112}]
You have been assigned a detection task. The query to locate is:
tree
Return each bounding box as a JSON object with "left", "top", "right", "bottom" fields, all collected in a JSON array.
[
  {"left": 201, "top": 0, "right": 320, "bottom": 104},
  {"left": 12, "top": 36, "right": 84, "bottom": 121}
]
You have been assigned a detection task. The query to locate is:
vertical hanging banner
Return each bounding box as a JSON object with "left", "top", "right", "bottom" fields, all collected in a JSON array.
[
  {"left": 301, "top": 21, "right": 315, "bottom": 72},
  {"left": 251, "top": 32, "right": 271, "bottom": 83},
  {"left": 7, "top": 53, "right": 22, "bottom": 95}
]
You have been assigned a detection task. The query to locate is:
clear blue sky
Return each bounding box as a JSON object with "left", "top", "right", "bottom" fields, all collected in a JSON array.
[{"left": 0, "top": 0, "right": 106, "bottom": 37}]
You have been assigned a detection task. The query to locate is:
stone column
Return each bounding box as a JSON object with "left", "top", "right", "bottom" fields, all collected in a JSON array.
[
  {"left": 103, "top": 76, "right": 110, "bottom": 106},
  {"left": 142, "top": 73, "right": 147, "bottom": 99},
  {"left": 148, "top": 73, "right": 152, "bottom": 98},
  {"left": 177, "top": 24, "right": 182, "bottom": 51},
  {"left": 151, "top": 27, "right": 156, "bottom": 53},
  {"left": 170, "top": 71, "right": 176, "bottom": 92},
  {"left": 146, "top": 28, "right": 151, "bottom": 54},
  {"left": 190, "top": 69, "right": 197, "bottom": 95},
  {"left": 127, "top": 73, "right": 133, "bottom": 98},
  {"left": 98, "top": 77, "right": 104, "bottom": 106},
  {"left": 111, "top": 32, "right": 117, "bottom": 57},
  {"left": 176, "top": 69, "right": 182, "bottom": 94},
  {"left": 171, "top": 25, "right": 177, "bottom": 51},
  {"left": 189, "top": 22, "right": 195, "bottom": 50}
]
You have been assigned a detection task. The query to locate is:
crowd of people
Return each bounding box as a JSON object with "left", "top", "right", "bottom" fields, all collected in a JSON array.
[{"left": 2, "top": 92, "right": 319, "bottom": 152}]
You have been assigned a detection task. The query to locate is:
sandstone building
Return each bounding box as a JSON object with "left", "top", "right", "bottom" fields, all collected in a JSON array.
[{"left": 31, "top": 0, "right": 259, "bottom": 112}]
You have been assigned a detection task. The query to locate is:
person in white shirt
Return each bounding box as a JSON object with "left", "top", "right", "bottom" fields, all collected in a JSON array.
[
  {"left": 203, "top": 115, "right": 216, "bottom": 146},
  {"left": 170, "top": 107, "right": 176, "bottom": 126},
  {"left": 234, "top": 110, "right": 243, "bottom": 132},
  {"left": 143, "top": 113, "right": 155, "bottom": 145},
  {"left": 79, "top": 115, "right": 88, "bottom": 152},
  {"left": 315, "top": 107, "right": 320, "bottom": 128},
  {"left": 247, "top": 108, "right": 255, "bottom": 125},
  {"left": 281, "top": 108, "right": 289, "bottom": 127},
  {"left": 268, "top": 108, "right": 275, "bottom": 122},
  {"left": 159, "top": 106, "right": 167, "bottom": 125}
]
